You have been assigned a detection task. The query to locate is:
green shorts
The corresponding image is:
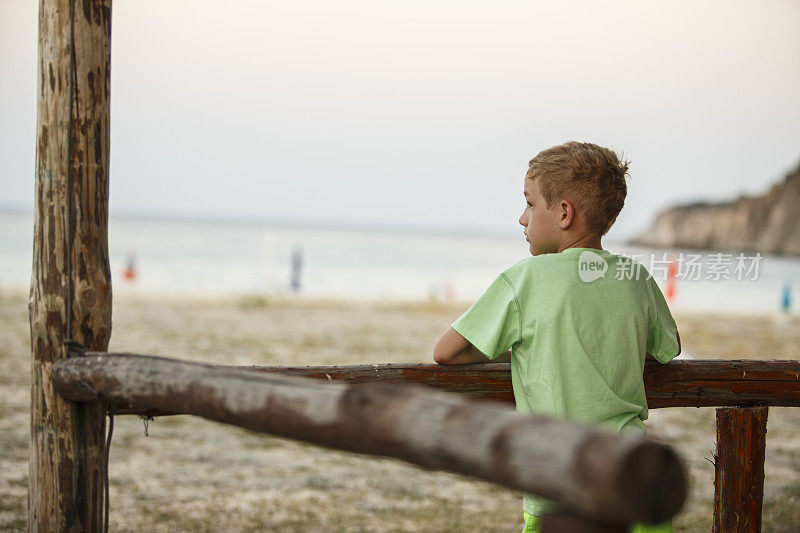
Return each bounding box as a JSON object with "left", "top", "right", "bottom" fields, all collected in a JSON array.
[{"left": 523, "top": 510, "right": 673, "bottom": 533}]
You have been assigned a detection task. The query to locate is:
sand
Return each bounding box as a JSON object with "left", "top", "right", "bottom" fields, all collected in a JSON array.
[{"left": 2, "top": 288, "right": 800, "bottom": 532}]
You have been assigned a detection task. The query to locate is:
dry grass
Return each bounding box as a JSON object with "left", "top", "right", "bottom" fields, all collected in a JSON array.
[{"left": 2, "top": 287, "right": 800, "bottom": 531}]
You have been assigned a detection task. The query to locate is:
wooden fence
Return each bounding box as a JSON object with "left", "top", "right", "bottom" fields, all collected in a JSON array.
[
  {"left": 50, "top": 353, "right": 799, "bottom": 531},
  {"left": 256, "top": 359, "right": 794, "bottom": 531},
  {"left": 51, "top": 353, "right": 687, "bottom": 530}
]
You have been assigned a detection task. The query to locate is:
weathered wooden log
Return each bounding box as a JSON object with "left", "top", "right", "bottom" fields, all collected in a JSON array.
[
  {"left": 251, "top": 362, "right": 515, "bottom": 402},
  {"left": 101, "top": 359, "right": 800, "bottom": 416},
  {"left": 52, "top": 353, "right": 687, "bottom": 525},
  {"left": 30, "top": 0, "right": 112, "bottom": 530},
  {"left": 257, "top": 359, "right": 800, "bottom": 409},
  {"left": 713, "top": 407, "right": 768, "bottom": 533},
  {"left": 644, "top": 360, "right": 800, "bottom": 408}
]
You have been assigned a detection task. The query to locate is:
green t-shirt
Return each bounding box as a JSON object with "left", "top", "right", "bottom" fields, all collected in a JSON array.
[{"left": 450, "top": 247, "right": 680, "bottom": 516}]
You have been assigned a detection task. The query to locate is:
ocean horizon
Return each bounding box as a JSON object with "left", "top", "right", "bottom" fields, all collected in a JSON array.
[{"left": 1, "top": 207, "right": 797, "bottom": 314}]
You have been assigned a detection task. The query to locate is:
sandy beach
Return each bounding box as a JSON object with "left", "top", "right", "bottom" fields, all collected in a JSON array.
[{"left": 2, "top": 288, "right": 800, "bottom": 532}]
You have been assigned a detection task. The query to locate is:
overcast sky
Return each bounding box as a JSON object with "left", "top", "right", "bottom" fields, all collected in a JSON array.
[{"left": 2, "top": 0, "right": 799, "bottom": 241}]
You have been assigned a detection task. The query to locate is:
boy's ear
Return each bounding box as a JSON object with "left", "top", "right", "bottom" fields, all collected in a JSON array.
[{"left": 558, "top": 199, "right": 575, "bottom": 229}]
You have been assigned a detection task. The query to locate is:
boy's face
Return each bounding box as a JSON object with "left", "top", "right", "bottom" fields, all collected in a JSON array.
[{"left": 519, "top": 178, "right": 563, "bottom": 255}]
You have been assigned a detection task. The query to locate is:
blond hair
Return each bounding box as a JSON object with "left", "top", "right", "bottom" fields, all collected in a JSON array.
[{"left": 527, "top": 141, "right": 629, "bottom": 236}]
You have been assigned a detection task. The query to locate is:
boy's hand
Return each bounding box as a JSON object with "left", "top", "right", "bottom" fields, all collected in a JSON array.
[{"left": 433, "top": 327, "right": 496, "bottom": 365}]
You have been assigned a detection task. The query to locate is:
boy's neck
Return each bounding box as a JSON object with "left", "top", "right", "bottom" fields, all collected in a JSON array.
[{"left": 557, "top": 234, "right": 603, "bottom": 253}]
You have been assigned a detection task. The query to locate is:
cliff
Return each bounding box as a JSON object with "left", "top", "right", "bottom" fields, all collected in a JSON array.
[{"left": 629, "top": 163, "right": 800, "bottom": 256}]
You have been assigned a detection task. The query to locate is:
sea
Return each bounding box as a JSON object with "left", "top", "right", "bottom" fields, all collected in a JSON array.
[{"left": 1, "top": 208, "right": 798, "bottom": 315}]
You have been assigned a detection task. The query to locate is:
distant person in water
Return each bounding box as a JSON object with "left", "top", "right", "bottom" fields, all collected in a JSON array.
[
  {"left": 123, "top": 251, "right": 137, "bottom": 282},
  {"left": 290, "top": 247, "right": 303, "bottom": 293},
  {"left": 782, "top": 280, "right": 792, "bottom": 313},
  {"left": 432, "top": 141, "right": 681, "bottom": 533}
]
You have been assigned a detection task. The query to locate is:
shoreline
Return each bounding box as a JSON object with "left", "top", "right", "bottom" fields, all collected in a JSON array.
[{"left": 2, "top": 283, "right": 796, "bottom": 321}]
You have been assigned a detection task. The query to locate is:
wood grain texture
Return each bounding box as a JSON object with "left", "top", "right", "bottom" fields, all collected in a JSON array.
[
  {"left": 713, "top": 407, "right": 768, "bottom": 533},
  {"left": 250, "top": 363, "right": 516, "bottom": 403},
  {"left": 257, "top": 359, "right": 800, "bottom": 409},
  {"left": 643, "top": 360, "right": 800, "bottom": 408},
  {"left": 29, "top": 0, "right": 112, "bottom": 530},
  {"left": 53, "top": 353, "right": 687, "bottom": 525},
  {"left": 97, "top": 359, "right": 800, "bottom": 416}
]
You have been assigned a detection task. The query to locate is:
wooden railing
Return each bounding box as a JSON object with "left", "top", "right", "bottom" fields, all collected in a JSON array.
[
  {"left": 253, "top": 359, "right": 795, "bottom": 532},
  {"left": 52, "top": 353, "right": 687, "bottom": 531},
  {"left": 94, "top": 358, "right": 800, "bottom": 415},
  {"left": 53, "top": 354, "right": 798, "bottom": 531},
  {"left": 256, "top": 359, "right": 800, "bottom": 408},
  {"left": 252, "top": 359, "right": 793, "bottom": 532},
  {"left": 253, "top": 359, "right": 794, "bottom": 532}
]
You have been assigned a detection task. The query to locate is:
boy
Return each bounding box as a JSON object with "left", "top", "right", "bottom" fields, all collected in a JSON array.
[{"left": 433, "top": 142, "right": 681, "bottom": 533}]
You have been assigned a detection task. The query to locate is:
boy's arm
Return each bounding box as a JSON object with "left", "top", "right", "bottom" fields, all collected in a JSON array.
[
  {"left": 433, "top": 327, "right": 508, "bottom": 365},
  {"left": 435, "top": 271, "right": 520, "bottom": 365}
]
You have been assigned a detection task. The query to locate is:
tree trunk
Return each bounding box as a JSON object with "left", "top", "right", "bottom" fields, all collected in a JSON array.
[{"left": 29, "top": 0, "right": 112, "bottom": 530}]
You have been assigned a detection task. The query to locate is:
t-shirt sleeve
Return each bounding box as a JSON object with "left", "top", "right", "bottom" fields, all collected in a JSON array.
[
  {"left": 450, "top": 272, "right": 522, "bottom": 359},
  {"left": 646, "top": 276, "right": 680, "bottom": 363}
]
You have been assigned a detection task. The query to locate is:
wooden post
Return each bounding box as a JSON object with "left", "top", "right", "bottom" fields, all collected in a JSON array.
[
  {"left": 30, "top": 0, "right": 112, "bottom": 530},
  {"left": 713, "top": 407, "right": 768, "bottom": 533},
  {"left": 52, "top": 353, "right": 688, "bottom": 525}
]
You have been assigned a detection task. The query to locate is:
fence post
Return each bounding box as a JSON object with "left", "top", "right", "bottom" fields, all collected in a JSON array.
[
  {"left": 713, "top": 407, "right": 768, "bottom": 533},
  {"left": 29, "top": 0, "right": 113, "bottom": 530}
]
